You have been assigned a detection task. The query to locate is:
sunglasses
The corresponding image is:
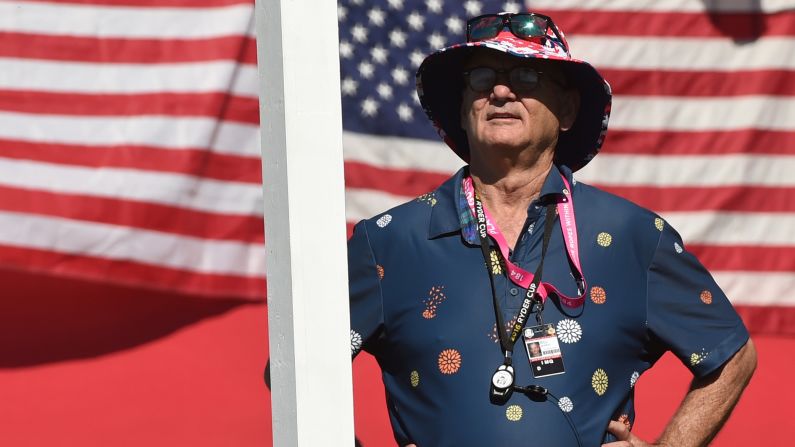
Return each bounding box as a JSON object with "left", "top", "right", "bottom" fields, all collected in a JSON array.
[
  {"left": 463, "top": 66, "right": 561, "bottom": 93},
  {"left": 466, "top": 13, "right": 568, "bottom": 53}
]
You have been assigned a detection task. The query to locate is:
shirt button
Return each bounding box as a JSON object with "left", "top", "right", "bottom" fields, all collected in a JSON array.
[
  {"left": 510, "top": 288, "right": 519, "bottom": 296},
  {"left": 521, "top": 234, "right": 527, "bottom": 242}
]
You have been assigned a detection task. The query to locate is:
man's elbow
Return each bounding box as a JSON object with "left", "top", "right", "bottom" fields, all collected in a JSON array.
[{"left": 735, "top": 337, "right": 758, "bottom": 384}]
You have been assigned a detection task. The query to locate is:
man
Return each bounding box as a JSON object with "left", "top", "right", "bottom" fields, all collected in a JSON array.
[{"left": 348, "top": 12, "right": 756, "bottom": 446}]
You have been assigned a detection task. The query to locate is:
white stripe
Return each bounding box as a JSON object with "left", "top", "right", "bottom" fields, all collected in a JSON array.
[
  {"left": 0, "top": 111, "right": 261, "bottom": 158},
  {"left": 610, "top": 96, "right": 795, "bottom": 131},
  {"left": 0, "top": 2, "right": 254, "bottom": 39},
  {"left": 663, "top": 212, "right": 795, "bottom": 246},
  {"left": 0, "top": 59, "right": 258, "bottom": 97},
  {"left": 344, "top": 189, "right": 795, "bottom": 246},
  {"left": 0, "top": 210, "right": 265, "bottom": 275},
  {"left": 715, "top": 272, "right": 795, "bottom": 305},
  {"left": 525, "top": 0, "right": 792, "bottom": 13},
  {"left": 572, "top": 36, "right": 795, "bottom": 71},
  {"left": 343, "top": 131, "right": 463, "bottom": 173},
  {"left": 0, "top": 158, "right": 263, "bottom": 216},
  {"left": 577, "top": 154, "right": 795, "bottom": 187}
]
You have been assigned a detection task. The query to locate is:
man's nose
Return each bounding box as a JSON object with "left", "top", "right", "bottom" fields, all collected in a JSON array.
[{"left": 492, "top": 81, "right": 517, "bottom": 101}]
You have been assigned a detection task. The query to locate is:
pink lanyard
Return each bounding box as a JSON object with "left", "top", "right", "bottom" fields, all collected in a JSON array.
[{"left": 463, "top": 174, "right": 586, "bottom": 308}]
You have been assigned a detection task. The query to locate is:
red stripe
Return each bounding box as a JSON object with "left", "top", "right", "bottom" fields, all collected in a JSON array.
[
  {"left": 0, "top": 140, "right": 261, "bottom": 184},
  {"left": 0, "top": 244, "right": 265, "bottom": 300},
  {"left": 735, "top": 305, "right": 795, "bottom": 336},
  {"left": 0, "top": 185, "right": 263, "bottom": 243},
  {"left": 0, "top": 91, "right": 259, "bottom": 125},
  {"left": 344, "top": 161, "right": 450, "bottom": 199},
  {"left": 603, "top": 129, "right": 795, "bottom": 155},
  {"left": 595, "top": 185, "right": 795, "bottom": 213},
  {"left": 603, "top": 69, "right": 795, "bottom": 97},
  {"left": 688, "top": 245, "right": 795, "bottom": 272},
  {"left": 541, "top": 9, "right": 795, "bottom": 38},
  {"left": 16, "top": 0, "right": 253, "bottom": 7},
  {"left": 0, "top": 33, "right": 257, "bottom": 64}
]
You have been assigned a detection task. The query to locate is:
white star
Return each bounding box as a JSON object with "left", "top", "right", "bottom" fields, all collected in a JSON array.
[
  {"left": 426, "top": 0, "right": 443, "bottom": 13},
  {"left": 407, "top": 11, "right": 425, "bottom": 31},
  {"left": 445, "top": 16, "right": 464, "bottom": 35},
  {"left": 339, "top": 40, "right": 354, "bottom": 59},
  {"left": 337, "top": 5, "right": 348, "bottom": 21},
  {"left": 397, "top": 103, "right": 413, "bottom": 121},
  {"left": 428, "top": 32, "right": 446, "bottom": 49},
  {"left": 389, "top": 29, "right": 407, "bottom": 48},
  {"left": 361, "top": 97, "right": 379, "bottom": 116},
  {"left": 368, "top": 7, "right": 386, "bottom": 26},
  {"left": 351, "top": 24, "right": 368, "bottom": 43},
  {"left": 502, "top": 1, "right": 521, "bottom": 13},
  {"left": 376, "top": 83, "right": 393, "bottom": 99},
  {"left": 409, "top": 49, "right": 425, "bottom": 67},
  {"left": 341, "top": 77, "right": 358, "bottom": 96},
  {"left": 387, "top": 0, "right": 404, "bottom": 10},
  {"left": 371, "top": 45, "right": 389, "bottom": 64},
  {"left": 463, "top": 0, "right": 482, "bottom": 16},
  {"left": 358, "top": 61, "right": 375, "bottom": 79},
  {"left": 391, "top": 66, "right": 410, "bottom": 85}
]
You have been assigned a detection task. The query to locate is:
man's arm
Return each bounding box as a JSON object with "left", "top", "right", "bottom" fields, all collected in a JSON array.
[{"left": 604, "top": 338, "right": 757, "bottom": 447}]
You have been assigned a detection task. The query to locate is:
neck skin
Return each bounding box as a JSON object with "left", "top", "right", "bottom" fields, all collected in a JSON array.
[{"left": 468, "top": 146, "right": 555, "bottom": 250}]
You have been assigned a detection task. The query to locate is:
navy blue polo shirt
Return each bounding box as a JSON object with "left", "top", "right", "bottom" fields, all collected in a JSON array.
[{"left": 348, "top": 165, "right": 748, "bottom": 447}]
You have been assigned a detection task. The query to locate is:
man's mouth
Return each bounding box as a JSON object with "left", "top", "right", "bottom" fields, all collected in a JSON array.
[{"left": 487, "top": 112, "right": 520, "bottom": 120}]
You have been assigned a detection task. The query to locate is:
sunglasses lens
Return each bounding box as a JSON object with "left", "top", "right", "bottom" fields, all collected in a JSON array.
[
  {"left": 510, "top": 67, "right": 540, "bottom": 91},
  {"left": 467, "top": 67, "right": 497, "bottom": 91},
  {"left": 468, "top": 16, "right": 503, "bottom": 41},
  {"left": 511, "top": 15, "right": 549, "bottom": 39}
]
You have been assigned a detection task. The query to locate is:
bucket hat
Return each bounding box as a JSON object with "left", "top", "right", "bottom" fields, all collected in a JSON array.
[{"left": 416, "top": 12, "right": 612, "bottom": 172}]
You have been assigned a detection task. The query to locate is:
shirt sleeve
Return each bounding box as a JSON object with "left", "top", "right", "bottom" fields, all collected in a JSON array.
[
  {"left": 348, "top": 220, "right": 385, "bottom": 359},
  {"left": 645, "top": 221, "right": 749, "bottom": 378}
]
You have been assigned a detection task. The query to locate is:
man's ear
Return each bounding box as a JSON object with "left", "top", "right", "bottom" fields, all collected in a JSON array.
[{"left": 559, "top": 89, "right": 580, "bottom": 132}]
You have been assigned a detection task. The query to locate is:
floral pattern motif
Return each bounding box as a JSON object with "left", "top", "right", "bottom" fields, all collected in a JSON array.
[
  {"left": 654, "top": 218, "right": 664, "bottom": 231},
  {"left": 700, "top": 290, "right": 713, "bottom": 304},
  {"left": 376, "top": 264, "right": 385, "bottom": 280},
  {"left": 376, "top": 214, "right": 392, "bottom": 228},
  {"left": 422, "top": 285, "right": 448, "bottom": 319},
  {"left": 351, "top": 330, "right": 363, "bottom": 355},
  {"left": 597, "top": 232, "right": 613, "bottom": 247},
  {"left": 590, "top": 286, "right": 607, "bottom": 304},
  {"left": 592, "top": 368, "right": 609, "bottom": 396},
  {"left": 417, "top": 192, "right": 438, "bottom": 206},
  {"left": 506, "top": 405, "right": 523, "bottom": 421},
  {"left": 438, "top": 349, "right": 462, "bottom": 374},
  {"left": 489, "top": 316, "right": 517, "bottom": 343},
  {"left": 690, "top": 349, "right": 709, "bottom": 366},
  {"left": 674, "top": 242, "right": 683, "bottom": 253},
  {"left": 410, "top": 370, "right": 420, "bottom": 387},
  {"left": 489, "top": 249, "right": 503, "bottom": 275},
  {"left": 630, "top": 371, "right": 639, "bottom": 388},
  {"left": 558, "top": 396, "right": 574, "bottom": 413},
  {"left": 556, "top": 319, "right": 582, "bottom": 344}
]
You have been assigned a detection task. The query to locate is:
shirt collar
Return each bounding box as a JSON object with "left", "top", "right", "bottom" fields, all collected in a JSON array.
[{"left": 427, "top": 164, "right": 575, "bottom": 241}]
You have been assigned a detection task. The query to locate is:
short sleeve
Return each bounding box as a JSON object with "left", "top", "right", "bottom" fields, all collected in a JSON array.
[
  {"left": 348, "top": 220, "right": 385, "bottom": 358},
  {"left": 645, "top": 221, "right": 749, "bottom": 378}
]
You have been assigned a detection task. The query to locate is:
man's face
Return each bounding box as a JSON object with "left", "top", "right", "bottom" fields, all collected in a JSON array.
[{"left": 460, "top": 51, "right": 579, "bottom": 159}]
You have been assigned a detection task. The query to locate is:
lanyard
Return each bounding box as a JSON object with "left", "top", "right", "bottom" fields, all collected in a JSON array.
[{"left": 464, "top": 174, "right": 587, "bottom": 361}]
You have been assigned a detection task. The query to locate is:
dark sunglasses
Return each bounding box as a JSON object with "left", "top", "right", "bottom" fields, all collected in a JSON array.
[
  {"left": 466, "top": 13, "right": 568, "bottom": 53},
  {"left": 463, "top": 66, "right": 559, "bottom": 93}
]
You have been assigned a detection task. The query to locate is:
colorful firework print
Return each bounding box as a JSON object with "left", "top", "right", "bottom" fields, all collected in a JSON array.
[
  {"left": 505, "top": 405, "right": 523, "bottom": 421},
  {"left": 417, "top": 192, "right": 438, "bottom": 207},
  {"left": 630, "top": 371, "right": 639, "bottom": 388},
  {"left": 438, "top": 349, "right": 462, "bottom": 375},
  {"left": 489, "top": 316, "right": 518, "bottom": 343},
  {"left": 422, "top": 285, "right": 448, "bottom": 319},
  {"left": 556, "top": 319, "right": 582, "bottom": 344},
  {"left": 618, "top": 414, "right": 631, "bottom": 429},
  {"left": 592, "top": 368, "right": 609, "bottom": 396},
  {"left": 557, "top": 396, "right": 574, "bottom": 413},
  {"left": 489, "top": 249, "right": 503, "bottom": 275},
  {"left": 597, "top": 232, "right": 613, "bottom": 247},
  {"left": 654, "top": 218, "right": 664, "bottom": 231},
  {"left": 700, "top": 290, "right": 713, "bottom": 304},
  {"left": 674, "top": 242, "right": 684, "bottom": 253},
  {"left": 376, "top": 214, "right": 392, "bottom": 228},
  {"left": 410, "top": 370, "right": 420, "bottom": 388},
  {"left": 376, "top": 264, "right": 384, "bottom": 280},
  {"left": 590, "top": 286, "right": 607, "bottom": 304},
  {"left": 690, "top": 349, "right": 709, "bottom": 366},
  {"left": 350, "top": 330, "right": 362, "bottom": 355}
]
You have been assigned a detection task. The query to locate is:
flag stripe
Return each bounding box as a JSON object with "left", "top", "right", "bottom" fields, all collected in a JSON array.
[
  {"left": 0, "top": 158, "right": 263, "bottom": 215},
  {"left": 711, "top": 272, "right": 795, "bottom": 305},
  {"left": 0, "top": 140, "right": 261, "bottom": 183},
  {"left": 545, "top": 9, "right": 795, "bottom": 38},
  {"left": 604, "top": 130, "right": 795, "bottom": 156},
  {"left": 0, "top": 32, "right": 257, "bottom": 64},
  {"left": 0, "top": 91, "right": 259, "bottom": 124},
  {"left": 529, "top": 0, "right": 794, "bottom": 14},
  {"left": 0, "top": 211, "right": 265, "bottom": 275},
  {"left": 603, "top": 69, "right": 795, "bottom": 97},
  {"left": 0, "top": 185, "right": 263, "bottom": 242},
  {"left": 0, "top": 111, "right": 260, "bottom": 157},
  {"left": 1, "top": 2, "right": 254, "bottom": 38},
  {"left": 18, "top": 0, "right": 253, "bottom": 7},
  {"left": 690, "top": 245, "right": 795, "bottom": 272},
  {"left": 0, "top": 244, "right": 265, "bottom": 299},
  {"left": 0, "top": 59, "right": 259, "bottom": 96}
]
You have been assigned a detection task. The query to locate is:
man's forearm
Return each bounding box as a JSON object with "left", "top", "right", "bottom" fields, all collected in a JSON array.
[{"left": 656, "top": 339, "right": 757, "bottom": 447}]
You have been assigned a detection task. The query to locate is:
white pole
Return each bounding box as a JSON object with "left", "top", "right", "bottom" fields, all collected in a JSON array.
[{"left": 255, "top": 0, "right": 355, "bottom": 445}]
